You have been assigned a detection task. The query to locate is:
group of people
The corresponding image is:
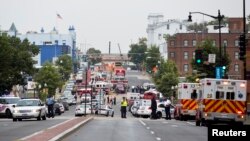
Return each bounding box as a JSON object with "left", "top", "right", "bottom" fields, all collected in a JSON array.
[{"left": 150, "top": 97, "right": 172, "bottom": 120}]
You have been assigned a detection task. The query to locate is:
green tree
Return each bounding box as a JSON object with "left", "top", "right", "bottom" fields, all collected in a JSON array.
[
  {"left": 0, "top": 35, "right": 39, "bottom": 94},
  {"left": 153, "top": 60, "right": 179, "bottom": 98},
  {"left": 128, "top": 38, "right": 147, "bottom": 70},
  {"left": 187, "top": 22, "right": 208, "bottom": 32},
  {"left": 55, "top": 54, "right": 73, "bottom": 81},
  {"left": 87, "top": 48, "right": 102, "bottom": 65},
  {"left": 192, "top": 39, "right": 230, "bottom": 78},
  {"left": 33, "top": 62, "right": 63, "bottom": 98},
  {"left": 144, "top": 45, "right": 161, "bottom": 73}
]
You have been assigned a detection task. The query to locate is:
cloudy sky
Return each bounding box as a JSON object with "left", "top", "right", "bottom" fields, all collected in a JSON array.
[{"left": 0, "top": 0, "right": 249, "bottom": 53}]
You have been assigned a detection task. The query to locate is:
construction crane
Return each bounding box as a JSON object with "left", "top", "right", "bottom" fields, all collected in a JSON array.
[
  {"left": 117, "top": 43, "right": 124, "bottom": 65},
  {"left": 118, "top": 43, "right": 123, "bottom": 60}
]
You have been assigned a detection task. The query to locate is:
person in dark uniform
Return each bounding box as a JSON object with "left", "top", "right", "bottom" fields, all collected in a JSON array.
[
  {"left": 151, "top": 96, "right": 157, "bottom": 119},
  {"left": 46, "top": 95, "right": 55, "bottom": 118}
]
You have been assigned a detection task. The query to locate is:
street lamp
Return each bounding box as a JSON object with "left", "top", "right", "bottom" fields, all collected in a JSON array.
[{"left": 188, "top": 10, "right": 224, "bottom": 76}]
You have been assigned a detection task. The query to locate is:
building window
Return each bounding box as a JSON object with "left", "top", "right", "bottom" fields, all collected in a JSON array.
[
  {"left": 234, "top": 64, "right": 239, "bottom": 72},
  {"left": 184, "top": 40, "right": 188, "bottom": 47},
  {"left": 235, "top": 40, "right": 239, "bottom": 47},
  {"left": 212, "top": 40, "right": 216, "bottom": 46},
  {"left": 192, "top": 40, "right": 197, "bottom": 47},
  {"left": 223, "top": 40, "right": 228, "bottom": 47},
  {"left": 184, "top": 52, "right": 188, "bottom": 60},
  {"left": 235, "top": 52, "right": 239, "bottom": 59},
  {"left": 170, "top": 52, "right": 175, "bottom": 58},
  {"left": 184, "top": 64, "right": 188, "bottom": 72},
  {"left": 180, "top": 24, "right": 182, "bottom": 30},
  {"left": 193, "top": 51, "right": 195, "bottom": 59},
  {"left": 170, "top": 41, "right": 175, "bottom": 46},
  {"left": 167, "top": 24, "right": 169, "bottom": 30},
  {"left": 158, "top": 34, "right": 162, "bottom": 40}
]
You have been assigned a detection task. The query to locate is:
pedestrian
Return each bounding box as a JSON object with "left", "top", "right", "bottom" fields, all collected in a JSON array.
[
  {"left": 113, "top": 96, "right": 116, "bottom": 105},
  {"left": 46, "top": 95, "right": 55, "bottom": 118},
  {"left": 107, "top": 96, "right": 109, "bottom": 104},
  {"left": 151, "top": 96, "right": 157, "bottom": 119},
  {"left": 120, "top": 97, "right": 128, "bottom": 118},
  {"left": 165, "top": 97, "right": 172, "bottom": 120}
]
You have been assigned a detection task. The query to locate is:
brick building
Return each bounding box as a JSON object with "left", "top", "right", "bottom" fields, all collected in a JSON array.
[{"left": 167, "top": 18, "right": 250, "bottom": 100}]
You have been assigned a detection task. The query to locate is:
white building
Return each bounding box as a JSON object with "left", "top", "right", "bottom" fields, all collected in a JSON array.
[
  {"left": 146, "top": 13, "right": 189, "bottom": 59},
  {"left": 1, "top": 23, "right": 76, "bottom": 69}
]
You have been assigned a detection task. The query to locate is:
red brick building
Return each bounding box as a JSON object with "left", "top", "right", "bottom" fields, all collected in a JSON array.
[{"left": 167, "top": 18, "right": 250, "bottom": 101}]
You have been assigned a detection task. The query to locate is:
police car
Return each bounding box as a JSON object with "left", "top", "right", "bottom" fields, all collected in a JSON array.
[{"left": 0, "top": 96, "right": 20, "bottom": 118}]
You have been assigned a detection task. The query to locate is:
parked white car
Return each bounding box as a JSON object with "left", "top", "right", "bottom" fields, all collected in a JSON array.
[
  {"left": 136, "top": 99, "right": 152, "bottom": 118},
  {"left": 12, "top": 99, "right": 47, "bottom": 121},
  {"left": 97, "top": 105, "right": 114, "bottom": 117},
  {"left": 0, "top": 96, "right": 20, "bottom": 118},
  {"left": 75, "top": 104, "right": 91, "bottom": 116}
]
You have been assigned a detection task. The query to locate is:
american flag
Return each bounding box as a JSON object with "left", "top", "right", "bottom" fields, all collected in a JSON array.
[{"left": 57, "top": 13, "right": 63, "bottom": 19}]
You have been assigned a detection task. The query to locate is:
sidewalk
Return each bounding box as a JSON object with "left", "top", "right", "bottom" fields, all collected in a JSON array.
[{"left": 19, "top": 116, "right": 93, "bottom": 141}]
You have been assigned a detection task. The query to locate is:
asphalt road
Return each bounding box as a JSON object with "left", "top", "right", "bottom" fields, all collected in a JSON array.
[
  {"left": 62, "top": 71, "right": 208, "bottom": 141},
  {"left": 0, "top": 105, "right": 76, "bottom": 141}
]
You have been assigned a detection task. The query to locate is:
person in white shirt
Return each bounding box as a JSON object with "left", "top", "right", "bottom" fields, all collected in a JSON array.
[{"left": 164, "top": 97, "right": 171, "bottom": 120}]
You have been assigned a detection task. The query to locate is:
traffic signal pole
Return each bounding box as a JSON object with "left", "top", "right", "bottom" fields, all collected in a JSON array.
[{"left": 243, "top": 0, "right": 246, "bottom": 80}]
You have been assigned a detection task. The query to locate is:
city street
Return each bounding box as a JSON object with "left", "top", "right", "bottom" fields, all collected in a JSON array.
[{"left": 0, "top": 105, "right": 76, "bottom": 141}]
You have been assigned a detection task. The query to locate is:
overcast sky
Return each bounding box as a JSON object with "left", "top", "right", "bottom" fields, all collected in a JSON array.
[{"left": 0, "top": 0, "right": 249, "bottom": 53}]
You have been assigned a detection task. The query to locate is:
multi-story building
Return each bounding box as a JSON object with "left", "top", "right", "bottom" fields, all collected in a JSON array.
[
  {"left": 167, "top": 18, "right": 250, "bottom": 100},
  {"left": 146, "top": 13, "right": 189, "bottom": 59},
  {"left": 1, "top": 23, "right": 77, "bottom": 72}
]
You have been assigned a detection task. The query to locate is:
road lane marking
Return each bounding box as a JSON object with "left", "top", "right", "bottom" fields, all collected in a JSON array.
[
  {"left": 147, "top": 127, "right": 150, "bottom": 129},
  {"left": 187, "top": 121, "right": 195, "bottom": 126},
  {"left": 162, "top": 121, "right": 168, "bottom": 124},
  {"left": 171, "top": 125, "right": 178, "bottom": 127},
  {"left": 47, "top": 117, "right": 78, "bottom": 130},
  {"left": 139, "top": 119, "right": 146, "bottom": 126},
  {"left": 151, "top": 131, "right": 155, "bottom": 134},
  {"left": 156, "top": 137, "right": 161, "bottom": 141},
  {"left": 19, "top": 117, "right": 80, "bottom": 141},
  {"left": 19, "top": 130, "right": 44, "bottom": 141}
]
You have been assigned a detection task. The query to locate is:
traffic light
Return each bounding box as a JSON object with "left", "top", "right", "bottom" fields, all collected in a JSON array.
[
  {"left": 239, "top": 34, "right": 246, "bottom": 60},
  {"left": 195, "top": 49, "right": 203, "bottom": 65}
]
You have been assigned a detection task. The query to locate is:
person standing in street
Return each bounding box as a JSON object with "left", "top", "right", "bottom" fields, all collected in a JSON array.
[
  {"left": 120, "top": 97, "right": 128, "bottom": 118},
  {"left": 113, "top": 96, "right": 116, "bottom": 105},
  {"left": 151, "top": 96, "right": 157, "bottom": 119},
  {"left": 165, "top": 97, "right": 171, "bottom": 120},
  {"left": 46, "top": 95, "right": 55, "bottom": 118}
]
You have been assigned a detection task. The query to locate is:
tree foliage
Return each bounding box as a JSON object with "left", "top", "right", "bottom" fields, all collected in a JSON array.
[
  {"left": 128, "top": 38, "right": 147, "bottom": 69},
  {"left": 0, "top": 35, "right": 39, "bottom": 94},
  {"left": 87, "top": 48, "right": 102, "bottom": 65},
  {"left": 55, "top": 54, "right": 73, "bottom": 81},
  {"left": 191, "top": 39, "right": 230, "bottom": 78},
  {"left": 33, "top": 62, "right": 63, "bottom": 98},
  {"left": 144, "top": 45, "right": 161, "bottom": 72},
  {"left": 153, "top": 60, "right": 179, "bottom": 98},
  {"left": 187, "top": 22, "right": 208, "bottom": 32}
]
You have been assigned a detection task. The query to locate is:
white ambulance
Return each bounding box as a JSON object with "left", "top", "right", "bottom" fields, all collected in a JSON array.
[
  {"left": 195, "top": 78, "right": 247, "bottom": 126},
  {"left": 174, "top": 83, "right": 200, "bottom": 120}
]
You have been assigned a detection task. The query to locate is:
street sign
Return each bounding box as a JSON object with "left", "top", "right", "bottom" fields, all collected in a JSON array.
[
  {"left": 208, "top": 54, "right": 216, "bottom": 63},
  {"left": 216, "top": 67, "right": 221, "bottom": 79}
]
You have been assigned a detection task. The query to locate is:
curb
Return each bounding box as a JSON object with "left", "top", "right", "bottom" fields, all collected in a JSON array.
[{"left": 49, "top": 116, "right": 93, "bottom": 141}]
